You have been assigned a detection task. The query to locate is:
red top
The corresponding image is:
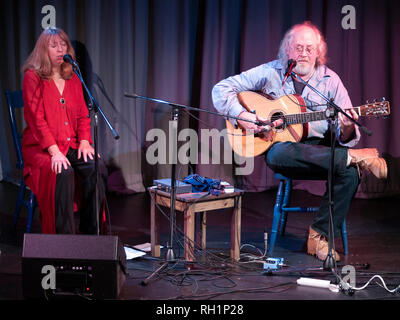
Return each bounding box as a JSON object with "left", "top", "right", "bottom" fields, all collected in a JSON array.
[{"left": 22, "top": 69, "right": 92, "bottom": 233}]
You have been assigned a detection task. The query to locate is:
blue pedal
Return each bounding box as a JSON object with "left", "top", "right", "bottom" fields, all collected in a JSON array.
[{"left": 263, "top": 257, "right": 284, "bottom": 270}]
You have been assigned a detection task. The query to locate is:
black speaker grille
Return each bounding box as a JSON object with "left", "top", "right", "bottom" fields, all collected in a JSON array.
[{"left": 22, "top": 234, "right": 120, "bottom": 260}]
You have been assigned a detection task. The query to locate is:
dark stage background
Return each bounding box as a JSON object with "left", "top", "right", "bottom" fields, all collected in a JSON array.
[{"left": 0, "top": 0, "right": 399, "bottom": 198}]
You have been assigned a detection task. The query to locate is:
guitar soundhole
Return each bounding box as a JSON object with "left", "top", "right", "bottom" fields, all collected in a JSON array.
[{"left": 271, "top": 112, "right": 285, "bottom": 131}]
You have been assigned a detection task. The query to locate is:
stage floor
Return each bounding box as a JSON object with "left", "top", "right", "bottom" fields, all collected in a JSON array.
[{"left": 1, "top": 180, "right": 400, "bottom": 303}]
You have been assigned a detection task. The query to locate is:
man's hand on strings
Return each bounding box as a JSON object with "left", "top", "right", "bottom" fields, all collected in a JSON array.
[{"left": 237, "top": 111, "right": 269, "bottom": 133}]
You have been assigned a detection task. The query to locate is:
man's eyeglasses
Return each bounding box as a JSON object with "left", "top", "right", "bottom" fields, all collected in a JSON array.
[{"left": 293, "top": 45, "right": 316, "bottom": 56}]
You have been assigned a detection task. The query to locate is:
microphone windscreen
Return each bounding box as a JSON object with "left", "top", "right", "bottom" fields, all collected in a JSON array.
[
  {"left": 63, "top": 54, "right": 73, "bottom": 64},
  {"left": 288, "top": 59, "right": 297, "bottom": 67}
]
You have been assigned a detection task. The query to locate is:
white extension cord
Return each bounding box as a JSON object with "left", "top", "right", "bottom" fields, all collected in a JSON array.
[{"left": 297, "top": 277, "right": 339, "bottom": 293}]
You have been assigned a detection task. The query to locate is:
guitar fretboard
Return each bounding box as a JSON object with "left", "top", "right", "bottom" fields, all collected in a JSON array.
[{"left": 285, "top": 111, "right": 328, "bottom": 125}]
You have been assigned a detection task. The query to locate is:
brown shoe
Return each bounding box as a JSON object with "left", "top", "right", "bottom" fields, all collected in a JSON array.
[
  {"left": 348, "top": 148, "right": 387, "bottom": 179},
  {"left": 307, "top": 226, "right": 340, "bottom": 261},
  {"left": 358, "top": 158, "right": 387, "bottom": 179},
  {"left": 348, "top": 148, "right": 379, "bottom": 164}
]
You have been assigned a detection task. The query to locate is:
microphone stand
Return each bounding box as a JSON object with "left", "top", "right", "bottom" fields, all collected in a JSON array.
[
  {"left": 289, "top": 70, "right": 371, "bottom": 293},
  {"left": 125, "top": 92, "right": 263, "bottom": 284},
  {"left": 71, "top": 64, "right": 119, "bottom": 235}
]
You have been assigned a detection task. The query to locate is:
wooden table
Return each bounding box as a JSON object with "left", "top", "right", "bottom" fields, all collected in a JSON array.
[{"left": 149, "top": 187, "right": 243, "bottom": 261}]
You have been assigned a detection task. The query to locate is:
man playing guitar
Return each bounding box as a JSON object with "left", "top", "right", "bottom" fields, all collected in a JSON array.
[{"left": 212, "top": 21, "right": 387, "bottom": 261}]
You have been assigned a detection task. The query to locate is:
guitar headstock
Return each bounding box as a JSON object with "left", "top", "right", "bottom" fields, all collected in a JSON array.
[{"left": 359, "top": 99, "right": 390, "bottom": 118}]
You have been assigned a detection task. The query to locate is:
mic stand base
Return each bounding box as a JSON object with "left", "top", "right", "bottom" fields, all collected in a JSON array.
[
  {"left": 323, "top": 253, "right": 336, "bottom": 271},
  {"left": 166, "top": 245, "right": 176, "bottom": 262}
]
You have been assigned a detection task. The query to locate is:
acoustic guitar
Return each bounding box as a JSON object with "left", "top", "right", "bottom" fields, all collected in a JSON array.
[{"left": 226, "top": 91, "right": 390, "bottom": 158}]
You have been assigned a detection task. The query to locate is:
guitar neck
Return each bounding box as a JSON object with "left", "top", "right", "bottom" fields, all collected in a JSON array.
[{"left": 285, "top": 105, "right": 374, "bottom": 125}]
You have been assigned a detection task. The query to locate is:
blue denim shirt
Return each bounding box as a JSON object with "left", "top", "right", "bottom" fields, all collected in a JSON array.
[{"left": 212, "top": 60, "right": 360, "bottom": 147}]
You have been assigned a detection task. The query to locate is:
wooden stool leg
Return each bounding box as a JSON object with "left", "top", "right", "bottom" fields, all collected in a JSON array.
[
  {"left": 201, "top": 212, "right": 207, "bottom": 250},
  {"left": 151, "top": 194, "right": 160, "bottom": 257},
  {"left": 195, "top": 212, "right": 206, "bottom": 249},
  {"left": 231, "top": 196, "right": 242, "bottom": 261},
  {"left": 184, "top": 206, "right": 195, "bottom": 261}
]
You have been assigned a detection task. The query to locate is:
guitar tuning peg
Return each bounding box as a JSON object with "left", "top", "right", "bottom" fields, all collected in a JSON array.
[{"left": 382, "top": 97, "right": 386, "bottom": 101}]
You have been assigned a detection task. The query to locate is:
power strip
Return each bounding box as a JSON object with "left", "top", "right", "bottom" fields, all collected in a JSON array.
[{"left": 297, "top": 277, "right": 339, "bottom": 292}]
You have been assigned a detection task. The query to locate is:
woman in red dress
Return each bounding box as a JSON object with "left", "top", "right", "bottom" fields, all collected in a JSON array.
[{"left": 21, "top": 27, "right": 107, "bottom": 234}]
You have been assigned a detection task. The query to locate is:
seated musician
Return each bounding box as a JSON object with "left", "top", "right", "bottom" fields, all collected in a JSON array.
[{"left": 212, "top": 21, "right": 387, "bottom": 261}]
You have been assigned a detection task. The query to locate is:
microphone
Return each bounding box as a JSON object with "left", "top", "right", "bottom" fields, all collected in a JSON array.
[
  {"left": 63, "top": 54, "right": 78, "bottom": 67},
  {"left": 282, "top": 59, "right": 297, "bottom": 86}
]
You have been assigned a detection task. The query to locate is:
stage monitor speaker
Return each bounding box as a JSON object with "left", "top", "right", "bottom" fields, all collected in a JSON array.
[{"left": 22, "top": 233, "right": 126, "bottom": 299}]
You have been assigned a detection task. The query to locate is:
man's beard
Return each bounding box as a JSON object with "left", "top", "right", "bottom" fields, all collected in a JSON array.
[{"left": 294, "top": 62, "right": 313, "bottom": 76}]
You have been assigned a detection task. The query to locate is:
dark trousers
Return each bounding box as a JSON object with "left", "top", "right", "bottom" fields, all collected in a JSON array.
[
  {"left": 55, "top": 148, "right": 108, "bottom": 234},
  {"left": 266, "top": 139, "right": 360, "bottom": 238}
]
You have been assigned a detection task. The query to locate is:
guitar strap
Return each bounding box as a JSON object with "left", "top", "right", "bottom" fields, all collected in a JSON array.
[
  {"left": 292, "top": 75, "right": 306, "bottom": 95},
  {"left": 291, "top": 76, "right": 307, "bottom": 141},
  {"left": 287, "top": 124, "right": 301, "bottom": 141}
]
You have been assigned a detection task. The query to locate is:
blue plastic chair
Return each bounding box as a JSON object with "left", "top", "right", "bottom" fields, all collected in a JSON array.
[
  {"left": 268, "top": 173, "right": 348, "bottom": 255},
  {"left": 5, "top": 90, "right": 37, "bottom": 233}
]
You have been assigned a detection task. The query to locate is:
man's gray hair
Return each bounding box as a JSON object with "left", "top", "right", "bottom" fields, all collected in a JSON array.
[{"left": 277, "top": 21, "right": 328, "bottom": 67}]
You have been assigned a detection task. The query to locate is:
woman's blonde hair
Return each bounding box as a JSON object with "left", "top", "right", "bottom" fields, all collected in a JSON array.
[
  {"left": 277, "top": 21, "right": 328, "bottom": 67},
  {"left": 22, "top": 27, "right": 75, "bottom": 79}
]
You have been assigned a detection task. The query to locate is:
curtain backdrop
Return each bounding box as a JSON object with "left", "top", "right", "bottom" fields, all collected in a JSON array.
[{"left": 1, "top": 0, "right": 399, "bottom": 198}]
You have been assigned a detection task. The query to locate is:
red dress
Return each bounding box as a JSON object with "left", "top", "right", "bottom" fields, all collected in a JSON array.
[{"left": 22, "top": 69, "right": 92, "bottom": 233}]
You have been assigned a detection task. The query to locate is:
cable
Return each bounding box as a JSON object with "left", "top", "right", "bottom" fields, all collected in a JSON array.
[
  {"left": 238, "top": 243, "right": 267, "bottom": 263},
  {"left": 346, "top": 274, "right": 400, "bottom": 294},
  {"left": 169, "top": 281, "right": 296, "bottom": 300},
  {"left": 147, "top": 187, "right": 400, "bottom": 298},
  {"left": 137, "top": 191, "right": 400, "bottom": 298}
]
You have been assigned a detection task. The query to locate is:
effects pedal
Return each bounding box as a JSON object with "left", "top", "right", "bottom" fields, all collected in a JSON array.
[{"left": 263, "top": 257, "right": 284, "bottom": 270}]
